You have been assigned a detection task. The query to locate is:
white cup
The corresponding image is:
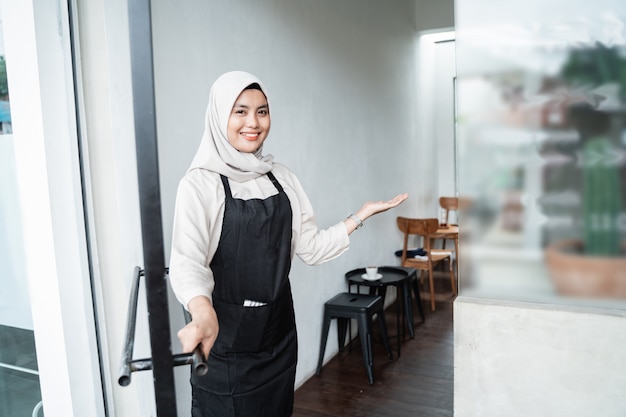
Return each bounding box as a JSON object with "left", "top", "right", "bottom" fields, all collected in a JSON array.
[{"left": 365, "top": 266, "right": 378, "bottom": 279}]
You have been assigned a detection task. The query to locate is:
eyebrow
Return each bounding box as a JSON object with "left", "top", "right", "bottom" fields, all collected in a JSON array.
[{"left": 233, "top": 103, "right": 269, "bottom": 110}]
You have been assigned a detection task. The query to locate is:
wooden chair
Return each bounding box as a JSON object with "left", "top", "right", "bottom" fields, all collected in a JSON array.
[
  {"left": 438, "top": 196, "right": 460, "bottom": 264},
  {"left": 438, "top": 196, "right": 458, "bottom": 226},
  {"left": 396, "top": 217, "right": 457, "bottom": 311}
]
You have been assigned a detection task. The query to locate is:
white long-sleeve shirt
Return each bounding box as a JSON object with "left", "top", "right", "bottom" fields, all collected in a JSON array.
[{"left": 169, "top": 162, "right": 350, "bottom": 309}]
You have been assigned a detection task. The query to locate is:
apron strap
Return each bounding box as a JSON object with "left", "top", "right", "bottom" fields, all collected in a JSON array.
[
  {"left": 266, "top": 171, "right": 284, "bottom": 193},
  {"left": 220, "top": 172, "right": 283, "bottom": 195},
  {"left": 219, "top": 174, "right": 232, "bottom": 198}
]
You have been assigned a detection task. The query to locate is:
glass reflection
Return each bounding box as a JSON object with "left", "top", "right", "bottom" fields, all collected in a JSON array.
[{"left": 456, "top": 0, "right": 626, "bottom": 307}]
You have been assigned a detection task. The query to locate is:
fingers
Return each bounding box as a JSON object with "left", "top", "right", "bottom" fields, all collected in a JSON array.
[
  {"left": 201, "top": 338, "right": 214, "bottom": 359},
  {"left": 178, "top": 320, "right": 218, "bottom": 360},
  {"left": 177, "top": 325, "right": 200, "bottom": 353},
  {"left": 375, "top": 193, "right": 408, "bottom": 209},
  {"left": 388, "top": 193, "right": 409, "bottom": 206},
  {"left": 178, "top": 330, "right": 211, "bottom": 360},
  {"left": 390, "top": 193, "right": 408, "bottom": 202},
  {"left": 373, "top": 193, "right": 408, "bottom": 206}
]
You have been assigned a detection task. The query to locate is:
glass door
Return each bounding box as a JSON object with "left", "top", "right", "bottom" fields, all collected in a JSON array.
[
  {"left": 0, "top": 1, "right": 106, "bottom": 415},
  {"left": 0, "top": 16, "right": 44, "bottom": 416}
]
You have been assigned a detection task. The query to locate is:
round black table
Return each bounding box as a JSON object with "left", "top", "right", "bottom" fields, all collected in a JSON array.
[{"left": 346, "top": 266, "right": 419, "bottom": 356}]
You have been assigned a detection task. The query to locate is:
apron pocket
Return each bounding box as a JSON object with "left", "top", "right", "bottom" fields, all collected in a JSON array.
[
  {"left": 213, "top": 300, "right": 271, "bottom": 352},
  {"left": 213, "top": 285, "right": 295, "bottom": 353},
  {"left": 232, "top": 303, "right": 272, "bottom": 352}
]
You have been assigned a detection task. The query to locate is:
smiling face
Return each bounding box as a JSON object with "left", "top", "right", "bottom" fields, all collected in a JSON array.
[{"left": 226, "top": 88, "right": 271, "bottom": 153}]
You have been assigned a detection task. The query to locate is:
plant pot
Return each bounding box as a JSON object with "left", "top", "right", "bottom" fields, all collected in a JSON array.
[{"left": 545, "top": 239, "right": 626, "bottom": 298}]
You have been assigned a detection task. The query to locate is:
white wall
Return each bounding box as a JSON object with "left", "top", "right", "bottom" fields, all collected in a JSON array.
[
  {"left": 415, "top": 31, "right": 457, "bottom": 217},
  {"left": 415, "top": 0, "right": 454, "bottom": 32},
  {"left": 455, "top": 297, "right": 626, "bottom": 417},
  {"left": 434, "top": 38, "right": 457, "bottom": 199},
  {"left": 150, "top": 1, "right": 422, "bottom": 409}
]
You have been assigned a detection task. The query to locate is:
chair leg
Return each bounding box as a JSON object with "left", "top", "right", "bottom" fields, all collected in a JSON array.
[
  {"left": 316, "top": 310, "right": 331, "bottom": 375},
  {"left": 357, "top": 314, "right": 374, "bottom": 384},
  {"left": 449, "top": 258, "right": 457, "bottom": 295},
  {"left": 454, "top": 236, "right": 460, "bottom": 281},
  {"left": 428, "top": 264, "right": 436, "bottom": 311},
  {"left": 411, "top": 275, "right": 425, "bottom": 323}
]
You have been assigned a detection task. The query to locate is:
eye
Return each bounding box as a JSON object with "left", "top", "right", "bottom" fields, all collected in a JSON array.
[
  {"left": 258, "top": 109, "right": 268, "bottom": 116},
  {"left": 233, "top": 109, "right": 246, "bottom": 115}
]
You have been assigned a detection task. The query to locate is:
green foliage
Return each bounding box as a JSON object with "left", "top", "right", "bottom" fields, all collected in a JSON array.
[
  {"left": 0, "top": 56, "right": 7, "bottom": 97},
  {"left": 561, "top": 42, "right": 626, "bottom": 102},
  {"left": 582, "top": 136, "right": 621, "bottom": 256},
  {"left": 560, "top": 43, "right": 624, "bottom": 257}
]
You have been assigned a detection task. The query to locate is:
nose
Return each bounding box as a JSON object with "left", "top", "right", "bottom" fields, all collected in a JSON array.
[{"left": 245, "top": 112, "right": 259, "bottom": 128}]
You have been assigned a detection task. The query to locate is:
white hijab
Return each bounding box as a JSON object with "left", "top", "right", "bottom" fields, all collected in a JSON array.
[{"left": 187, "top": 71, "right": 274, "bottom": 182}]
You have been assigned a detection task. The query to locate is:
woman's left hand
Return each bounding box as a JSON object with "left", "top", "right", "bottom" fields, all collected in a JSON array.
[
  {"left": 344, "top": 193, "right": 408, "bottom": 234},
  {"left": 359, "top": 193, "right": 409, "bottom": 217}
]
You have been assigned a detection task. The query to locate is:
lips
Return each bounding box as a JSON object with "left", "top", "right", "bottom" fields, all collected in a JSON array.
[{"left": 240, "top": 132, "right": 260, "bottom": 141}]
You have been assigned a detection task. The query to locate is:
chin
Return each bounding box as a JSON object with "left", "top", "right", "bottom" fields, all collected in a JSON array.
[
  {"left": 237, "top": 143, "right": 262, "bottom": 153},
  {"left": 246, "top": 140, "right": 265, "bottom": 152}
]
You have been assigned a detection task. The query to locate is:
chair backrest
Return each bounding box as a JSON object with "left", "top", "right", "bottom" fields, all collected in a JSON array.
[
  {"left": 396, "top": 217, "right": 439, "bottom": 236},
  {"left": 396, "top": 217, "right": 439, "bottom": 262},
  {"left": 439, "top": 196, "right": 458, "bottom": 225},
  {"left": 439, "top": 197, "right": 458, "bottom": 211}
]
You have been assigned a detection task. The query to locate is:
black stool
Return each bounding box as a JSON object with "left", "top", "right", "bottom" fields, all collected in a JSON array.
[{"left": 316, "top": 292, "right": 392, "bottom": 384}]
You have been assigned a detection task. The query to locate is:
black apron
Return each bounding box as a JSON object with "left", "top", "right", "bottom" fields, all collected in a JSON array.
[{"left": 191, "top": 172, "right": 297, "bottom": 417}]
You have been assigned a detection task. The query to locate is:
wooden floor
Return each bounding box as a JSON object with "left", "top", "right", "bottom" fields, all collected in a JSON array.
[{"left": 293, "top": 292, "right": 454, "bottom": 417}]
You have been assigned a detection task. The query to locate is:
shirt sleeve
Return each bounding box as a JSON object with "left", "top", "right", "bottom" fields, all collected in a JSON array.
[{"left": 168, "top": 176, "right": 219, "bottom": 309}]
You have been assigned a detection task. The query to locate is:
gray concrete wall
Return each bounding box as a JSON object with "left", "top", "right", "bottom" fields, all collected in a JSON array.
[{"left": 455, "top": 297, "right": 626, "bottom": 416}]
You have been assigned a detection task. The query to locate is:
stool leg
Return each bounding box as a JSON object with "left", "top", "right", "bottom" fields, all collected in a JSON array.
[
  {"left": 395, "top": 288, "right": 401, "bottom": 356},
  {"left": 337, "top": 318, "right": 348, "bottom": 354},
  {"left": 357, "top": 313, "right": 374, "bottom": 384},
  {"left": 403, "top": 282, "right": 415, "bottom": 338},
  {"left": 316, "top": 310, "right": 332, "bottom": 375},
  {"left": 377, "top": 310, "right": 393, "bottom": 360}
]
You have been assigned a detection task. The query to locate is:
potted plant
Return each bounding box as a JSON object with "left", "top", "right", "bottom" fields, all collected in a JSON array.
[{"left": 544, "top": 43, "right": 626, "bottom": 298}]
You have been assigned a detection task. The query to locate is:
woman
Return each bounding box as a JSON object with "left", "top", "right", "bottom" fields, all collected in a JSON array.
[{"left": 169, "top": 71, "right": 407, "bottom": 417}]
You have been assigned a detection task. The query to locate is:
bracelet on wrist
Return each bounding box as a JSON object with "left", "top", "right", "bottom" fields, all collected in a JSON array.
[{"left": 347, "top": 213, "right": 364, "bottom": 229}]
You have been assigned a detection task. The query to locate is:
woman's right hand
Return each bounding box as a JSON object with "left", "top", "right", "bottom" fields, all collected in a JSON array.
[{"left": 178, "top": 296, "right": 219, "bottom": 360}]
